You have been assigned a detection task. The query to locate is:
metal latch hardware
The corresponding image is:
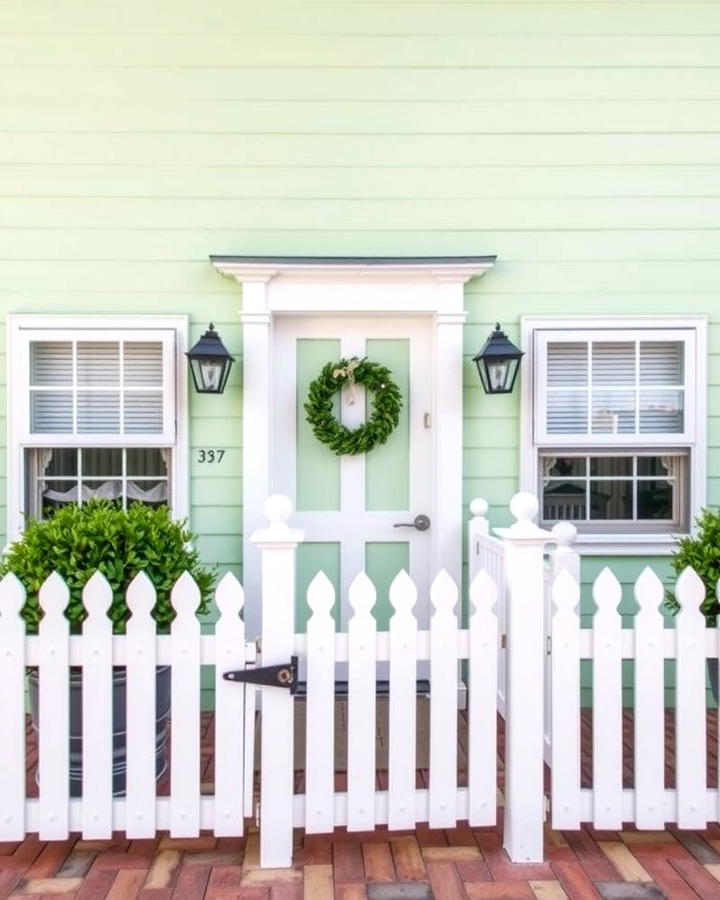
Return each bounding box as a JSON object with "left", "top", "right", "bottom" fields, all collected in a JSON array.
[{"left": 223, "top": 655, "right": 298, "bottom": 693}]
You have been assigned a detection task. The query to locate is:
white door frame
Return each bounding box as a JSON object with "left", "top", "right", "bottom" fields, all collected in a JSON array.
[{"left": 210, "top": 257, "right": 495, "bottom": 636}]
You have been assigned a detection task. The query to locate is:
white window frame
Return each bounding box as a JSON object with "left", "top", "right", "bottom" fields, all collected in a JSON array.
[
  {"left": 520, "top": 316, "right": 708, "bottom": 556},
  {"left": 7, "top": 314, "right": 189, "bottom": 541}
]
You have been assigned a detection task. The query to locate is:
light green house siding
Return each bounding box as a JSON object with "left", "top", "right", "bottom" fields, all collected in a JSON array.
[{"left": 0, "top": 2, "right": 718, "bottom": 645}]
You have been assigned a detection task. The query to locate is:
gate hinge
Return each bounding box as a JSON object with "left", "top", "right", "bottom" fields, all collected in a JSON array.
[
  {"left": 223, "top": 655, "right": 298, "bottom": 693},
  {"left": 500, "top": 634, "right": 507, "bottom": 649}
]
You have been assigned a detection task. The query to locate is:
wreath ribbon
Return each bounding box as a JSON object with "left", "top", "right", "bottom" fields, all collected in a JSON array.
[{"left": 332, "top": 357, "right": 360, "bottom": 405}]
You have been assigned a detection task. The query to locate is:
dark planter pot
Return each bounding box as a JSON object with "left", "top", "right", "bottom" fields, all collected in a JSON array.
[{"left": 28, "top": 665, "right": 171, "bottom": 798}]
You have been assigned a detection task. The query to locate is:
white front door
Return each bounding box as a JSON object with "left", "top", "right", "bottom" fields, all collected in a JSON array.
[{"left": 272, "top": 316, "right": 433, "bottom": 630}]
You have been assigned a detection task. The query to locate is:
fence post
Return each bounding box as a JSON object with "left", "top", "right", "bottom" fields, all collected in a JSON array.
[
  {"left": 468, "top": 498, "right": 490, "bottom": 585},
  {"left": 495, "top": 493, "right": 554, "bottom": 863},
  {"left": 251, "top": 494, "right": 304, "bottom": 868},
  {"left": 545, "top": 523, "right": 580, "bottom": 761}
]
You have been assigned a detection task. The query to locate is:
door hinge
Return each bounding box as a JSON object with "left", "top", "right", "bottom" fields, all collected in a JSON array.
[
  {"left": 501, "top": 634, "right": 507, "bottom": 649},
  {"left": 224, "top": 656, "right": 298, "bottom": 693}
]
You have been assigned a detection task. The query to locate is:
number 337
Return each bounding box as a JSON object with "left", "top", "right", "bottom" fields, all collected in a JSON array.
[{"left": 197, "top": 449, "right": 226, "bottom": 463}]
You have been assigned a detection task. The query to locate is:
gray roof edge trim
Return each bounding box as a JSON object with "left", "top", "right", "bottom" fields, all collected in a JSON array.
[{"left": 209, "top": 255, "right": 497, "bottom": 266}]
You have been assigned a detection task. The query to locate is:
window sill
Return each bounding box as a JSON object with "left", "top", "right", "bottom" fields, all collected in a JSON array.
[{"left": 571, "top": 533, "right": 683, "bottom": 556}]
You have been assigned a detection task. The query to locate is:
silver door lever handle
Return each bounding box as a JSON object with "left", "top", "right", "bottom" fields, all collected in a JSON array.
[{"left": 393, "top": 515, "right": 430, "bottom": 532}]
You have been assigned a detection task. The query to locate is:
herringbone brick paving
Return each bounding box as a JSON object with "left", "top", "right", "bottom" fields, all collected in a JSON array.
[{"left": 11, "top": 710, "right": 720, "bottom": 898}]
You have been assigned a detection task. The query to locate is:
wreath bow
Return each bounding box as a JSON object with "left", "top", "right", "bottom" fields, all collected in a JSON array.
[{"left": 332, "top": 357, "right": 361, "bottom": 405}]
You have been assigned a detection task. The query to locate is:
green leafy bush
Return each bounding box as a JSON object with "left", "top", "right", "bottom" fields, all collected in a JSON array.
[
  {"left": 0, "top": 500, "right": 215, "bottom": 634},
  {"left": 666, "top": 508, "right": 720, "bottom": 623}
]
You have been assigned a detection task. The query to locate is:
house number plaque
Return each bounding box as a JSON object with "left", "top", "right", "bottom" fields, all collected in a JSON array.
[{"left": 197, "top": 449, "right": 226, "bottom": 463}]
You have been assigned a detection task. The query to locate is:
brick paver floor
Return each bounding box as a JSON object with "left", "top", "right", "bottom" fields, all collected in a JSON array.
[{"left": 11, "top": 710, "right": 720, "bottom": 898}]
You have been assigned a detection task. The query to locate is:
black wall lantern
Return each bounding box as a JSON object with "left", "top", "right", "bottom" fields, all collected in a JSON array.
[
  {"left": 473, "top": 323, "right": 524, "bottom": 395},
  {"left": 186, "top": 323, "right": 235, "bottom": 394}
]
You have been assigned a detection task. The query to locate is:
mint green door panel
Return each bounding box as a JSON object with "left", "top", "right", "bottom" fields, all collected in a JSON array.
[
  {"left": 365, "top": 339, "right": 410, "bottom": 512},
  {"left": 296, "top": 339, "right": 341, "bottom": 512},
  {"left": 296, "top": 542, "right": 341, "bottom": 631},
  {"left": 365, "top": 542, "right": 410, "bottom": 631}
]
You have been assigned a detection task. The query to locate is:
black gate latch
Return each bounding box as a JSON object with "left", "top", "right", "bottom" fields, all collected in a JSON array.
[{"left": 223, "top": 656, "right": 298, "bottom": 694}]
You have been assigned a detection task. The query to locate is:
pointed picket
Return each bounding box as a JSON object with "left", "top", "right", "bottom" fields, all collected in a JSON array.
[
  {"left": 305, "top": 571, "right": 336, "bottom": 833},
  {"left": 213, "top": 572, "right": 246, "bottom": 836},
  {"left": 467, "top": 570, "right": 497, "bottom": 826},
  {"left": 0, "top": 574, "right": 27, "bottom": 839},
  {"left": 125, "top": 572, "right": 157, "bottom": 837},
  {"left": 38, "top": 572, "right": 70, "bottom": 839},
  {"left": 80, "top": 572, "right": 113, "bottom": 838},
  {"left": 170, "top": 571, "right": 202, "bottom": 837},
  {"left": 592, "top": 567, "right": 623, "bottom": 830},
  {"left": 550, "top": 569, "right": 581, "bottom": 830},
  {"left": 633, "top": 567, "right": 665, "bottom": 830},
  {"left": 675, "top": 567, "right": 707, "bottom": 829},
  {"left": 347, "top": 572, "right": 377, "bottom": 832},
  {"left": 429, "top": 570, "right": 458, "bottom": 828},
  {"left": 388, "top": 570, "right": 417, "bottom": 830}
]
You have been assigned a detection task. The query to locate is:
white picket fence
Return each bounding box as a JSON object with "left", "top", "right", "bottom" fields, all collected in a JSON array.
[
  {"left": 2, "top": 490, "right": 718, "bottom": 868},
  {"left": 551, "top": 564, "right": 717, "bottom": 832},
  {"left": 290, "top": 568, "right": 498, "bottom": 835},
  {"left": 0, "top": 569, "right": 255, "bottom": 841}
]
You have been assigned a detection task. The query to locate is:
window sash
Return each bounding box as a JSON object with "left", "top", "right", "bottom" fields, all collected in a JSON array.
[
  {"left": 17, "top": 328, "right": 176, "bottom": 445},
  {"left": 534, "top": 328, "right": 696, "bottom": 446},
  {"left": 538, "top": 451, "right": 688, "bottom": 531}
]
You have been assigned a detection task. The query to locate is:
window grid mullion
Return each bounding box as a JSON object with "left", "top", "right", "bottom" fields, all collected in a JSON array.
[
  {"left": 587, "top": 342, "right": 593, "bottom": 436},
  {"left": 72, "top": 341, "right": 78, "bottom": 436}
]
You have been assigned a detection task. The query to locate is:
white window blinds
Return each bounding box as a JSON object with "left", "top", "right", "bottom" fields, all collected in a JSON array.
[
  {"left": 29, "top": 338, "right": 168, "bottom": 438},
  {"left": 543, "top": 338, "right": 686, "bottom": 438}
]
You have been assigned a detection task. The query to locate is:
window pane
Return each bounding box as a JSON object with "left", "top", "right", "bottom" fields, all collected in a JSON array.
[
  {"left": 638, "top": 456, "right": 673, "bottom": 477},
  {"left": 590, "top": 457, "right": 632, "bottom": 477},
  {"left": 81, "top": 480, "right": 123, "bottom": 502},
  {"left": 544, "top": 457, "right": 586, "bottom": 477},
  {"left": 547, "top": 391, "right": 588, "bottom": 434},
  {"left": 31, "top": 342, "right": 72, "bottom": 386},
  {"left": 590, "top": 483, "right": 632, "bottom": 520},
  {"left": 638, "top": 480, "right": 674, "bottom": 519},
  {"left": 31, "top": 392, "right": 73, "bottom": 433},
  {"left": 124, "top": 342, "right": 163, "bottom": 386},
  {"left": 81, "top": 448, "right": 122, "bottom": 476},
  {"left": 543, "top": 480, "right": 586, "bottom": 520},
  {"left": 77, "top": 342, "right": 119, "bottom": 386},
  {"left": 639, "top": 390, "right": 684, "bottom": 434},
  {"left": 44, "top": 448, "right": 77, "bottom": 476},
  {"left": 592, "top": 342, "right": 635, "bottom": 386},
  {"left": 591, "top": 390, "right": 635, "bottom": 433},
  {"left": 77, "top": 391, "right": 120, "bottom": 433},
  {"left": 41, "top": 479, "right": 78, "bottom": 509},
  {"left": 640, "top": 341, "right": 684, "bottom": 386},
  {"left": 124, "top": 392, "right": 163, "bottom": 434},
  {"left": 547, "top": 342, "right": 587, "bottom": 386},
  {"left": 127, "top": 448, "right": 167, "bottom": 476}
]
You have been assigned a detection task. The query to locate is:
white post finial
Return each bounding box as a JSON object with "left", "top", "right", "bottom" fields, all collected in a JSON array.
[
  {"left": 264, "top": 493, "right": 293, "bottom": 524},
  {"left": 551, "top": 521, "right": 577, "bottom": 549},
  {"left": 470, "top": 497, "right": 489, "bottom": 519}
]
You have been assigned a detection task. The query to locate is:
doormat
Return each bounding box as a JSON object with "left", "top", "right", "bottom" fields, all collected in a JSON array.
[{"left": 254, "top": 697, "right": 431, "bottom": 771}]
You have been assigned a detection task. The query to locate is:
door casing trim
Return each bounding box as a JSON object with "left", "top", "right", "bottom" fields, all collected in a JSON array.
[{"left": 212, "top": 259, "right": 495, "bottom": 636}]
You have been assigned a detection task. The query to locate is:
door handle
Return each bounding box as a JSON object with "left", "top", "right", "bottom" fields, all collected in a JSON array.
[{"left": 393, "top": 514, "right": 430, "bottom": 532}]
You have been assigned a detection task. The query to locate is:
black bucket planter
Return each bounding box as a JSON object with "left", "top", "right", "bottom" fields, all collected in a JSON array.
[{"left": 28, "top": 665, "right": 172, "bottom": 797}]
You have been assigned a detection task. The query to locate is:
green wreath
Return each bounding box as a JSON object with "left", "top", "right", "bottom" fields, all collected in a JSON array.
[{"left": 304, "top": 357, "right": 403, "bottom": 455}]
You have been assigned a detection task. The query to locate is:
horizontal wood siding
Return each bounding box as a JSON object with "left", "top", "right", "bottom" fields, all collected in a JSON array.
[{"left": 0, "top": 1, "right": 718, "bottom": 642}]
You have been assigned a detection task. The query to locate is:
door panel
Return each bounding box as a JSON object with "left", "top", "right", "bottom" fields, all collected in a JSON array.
[{"left": 273, "top": 317, "right": 432, "bottom": 630}]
